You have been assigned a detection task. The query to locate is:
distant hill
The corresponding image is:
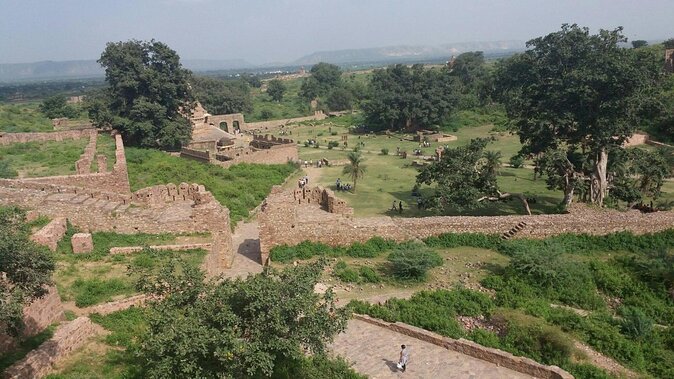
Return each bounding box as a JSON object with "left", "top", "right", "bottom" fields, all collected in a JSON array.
[
  {"left": 0, "top": 59, "right": 256, "bottom": 83},
  {"left": 291, "top": 41, "right": 525, "bottom": 66}
]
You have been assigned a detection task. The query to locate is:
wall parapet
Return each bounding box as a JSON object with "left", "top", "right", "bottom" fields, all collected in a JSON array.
[
  {"left": 352, "top": 314, "right": 573, "bottom": 379},
  {"left": 0, "top": 128, "right": 95, "bottom": 146}
]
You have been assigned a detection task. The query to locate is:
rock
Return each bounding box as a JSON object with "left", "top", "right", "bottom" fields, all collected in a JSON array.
[{"left": 71, "top": 233, "right": 93, "bottom": 254}]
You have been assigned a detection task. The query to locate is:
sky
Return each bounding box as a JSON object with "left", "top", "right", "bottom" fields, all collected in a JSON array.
[{"left": 0, "top": 0, "right": 673, "bottom": 65}]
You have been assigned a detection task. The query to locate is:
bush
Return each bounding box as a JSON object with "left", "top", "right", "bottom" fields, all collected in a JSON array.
[
  {"left": 424, "top": 233, "right": 501, "bottom": 250},
  {"left": 328, "top": 141, "right": 339, "bottom": 149},
  {"left": 387, "top": 243, "right": 443, "bottom": 281},
  {"left": 260, "top": 109, "right": 274, "bottom": 120},
  {"left": 358, "top": 266, "right": 382, "bottom": 283},
  {"left": 380, "top": 148, "right": 389, "bottom": 155},
  {"left": 334, "top": 267, "right": 359, "bottom": 283},
  {"left": 619, "top": 306, "right": 653, "bottom": 340},
  {"left": 509, "top": 154, "right": 525, "bottom": 168}
]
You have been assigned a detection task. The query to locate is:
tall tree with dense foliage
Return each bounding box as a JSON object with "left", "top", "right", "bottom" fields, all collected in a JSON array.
[
  {"left": 91, "top": 40, "right": 194, "bottom": 150},
  {"left": 266, "top": 79, "right": 287, "bottom": 102},
  {"left": 363, "top": 64, "right": 458, "bottom": 131},
  {"left": 327, "top": 87, "right": 353, "bottom": 111},
  {"left": 0, "top": 207, "right": 55, "bottom": 337},
  {"left": 495, "top": 25, "right": 662, "bottom": 206},
  {"left": 299, "top": 62, "right": 343, "bottom": 101},
  {"left": 342, "top": 151, "right": 366, "bottom": 192},
  {"left": 191, "top": 76, "right": 252, "bottom": 115},
  {"left": 417, "top": 138, "right": 531, "bottom": 215},
  {"left": 39, "top": 94, "right": 79, "bottom": 119},
  {"left": 134, "top": 259, "right": 348, "bottom": 378}
]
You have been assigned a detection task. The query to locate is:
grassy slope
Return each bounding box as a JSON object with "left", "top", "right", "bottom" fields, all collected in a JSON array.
[
  {"left": 125, "top": 148, "right": 296, "bottom": 224},
  {"left": 0, "top": 139, "right": 88, "bottom": 178}
]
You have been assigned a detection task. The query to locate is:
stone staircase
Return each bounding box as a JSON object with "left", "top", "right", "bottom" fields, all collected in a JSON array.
[
  {"left": 44, "top": 192, "right": 131, "bottom": 215},
  {"left": 501, "top": 221, "right": 527, "bottom": 240}
]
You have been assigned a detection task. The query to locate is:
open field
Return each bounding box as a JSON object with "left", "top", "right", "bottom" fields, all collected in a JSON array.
[
  {"left": 0, "top": 101, "right": 89, "bottom": 133},
  {"left": 0, "top": 139, "right": 88, "bottom": 178}
]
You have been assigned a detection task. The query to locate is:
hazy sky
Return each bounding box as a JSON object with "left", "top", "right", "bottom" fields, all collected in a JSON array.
[{"left": 1, "top": 0, "right": 672, "bottom": 64}]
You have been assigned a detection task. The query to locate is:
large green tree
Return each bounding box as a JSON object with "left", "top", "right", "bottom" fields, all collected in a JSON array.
[
  {"left": 39, "top": 94, "right": 79, "bottom": 119},
  {"left": 363, "top": 64, "right": 459, "bottom": 131},
  {"left": 134, "top": 259, "right": 348, "bottom": 378},
  {"left": 92, "top": 40, "right": 194, "bottom": 150},
  {"left": 417, "top": 138, "right": 531, "bottom": 215},
  {"left": 495, "top": 25, "right": 662, "bottom": 206},
  {"left": 266, "top": 79, "right": 287, "bottom": 102},
  {"left": 299, "top": 62, "right": 342, "bottom": 101},
  {"left": 0, "top": 207, "right": 55, "bottom": 337},
  {"left": 191, "top": 76, "right": 252, "bottom": 115}
]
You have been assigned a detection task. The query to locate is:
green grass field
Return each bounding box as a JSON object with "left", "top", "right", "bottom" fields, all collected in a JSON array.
[
  {"left": 0, "top": 102, "right": 54, "bottom": 132},
  {"left": 125, "top": 148, "right": 296, "bottom": 224},
  {"left": 0, "top": 139, "right": 88, "bottom": 178}
]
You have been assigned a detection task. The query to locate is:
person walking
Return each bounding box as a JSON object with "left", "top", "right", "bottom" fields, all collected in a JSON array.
[
  {"left": 398, "top": 201, "right": 403, "bottom": 214},
  {"left": 397, "top": 344, "right": 410, "bottom": 372}
]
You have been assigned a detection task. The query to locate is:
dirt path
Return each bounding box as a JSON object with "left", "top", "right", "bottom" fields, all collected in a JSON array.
[{"left": 222, "top": 220, "right": 263, "bottom": 279}]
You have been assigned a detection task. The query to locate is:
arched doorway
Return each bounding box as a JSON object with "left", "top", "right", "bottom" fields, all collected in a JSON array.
[
  {"left": 219, "top": 121, "right": 229, "bottom": 132},
  {"left": 232, "top": 120, "right": 240, "bottom": 133}
]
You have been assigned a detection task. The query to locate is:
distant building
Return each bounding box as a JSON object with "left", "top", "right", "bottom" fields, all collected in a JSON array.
[
  {"left": 446, "top": 56, "right": 456, "bottom": 70},
  {"left": 665, "top": 49, "right": 674, "bottom": 74},
  {"left": 67, "top": 95, "right": 85, "bottom": 104}
]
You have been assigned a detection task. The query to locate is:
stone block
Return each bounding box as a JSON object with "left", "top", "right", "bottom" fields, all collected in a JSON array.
[{"left": 71, "top": 233, "right": 93, "bottom": 254}]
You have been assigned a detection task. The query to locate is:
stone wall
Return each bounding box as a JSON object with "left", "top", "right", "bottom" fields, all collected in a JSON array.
[
  {"left": 180, "top": 147, "right": 211, "bottom": 163},
  {"left": 109, "top": 243, "right": 212, "bottom": 254},
  {"left": 214, "top": 144, "right": 298, "bottom": 168},
  {"left": 74, "top": 131, "right": 97, "bottom": 174},
  {"left": 259, "top": 186, "right": 674, "bottom": 262},
  {"left": 14, "top": 134, "right": 130, "bottom": 194},
  {"left": 3, "top": 317, "right": 104, "bottom": 379},
  {"left": 250, "top": 134, "right": 294, "bottom": 149},
  {"left": 244, "top": 111, "right": 327, "bottom": 132},
  {"left": 0, "top": 182, "right": 235, "bottom": 274},
  {"left": 77, "top": 295, "right": 147, "bottom": 316},
  {"left": 0, "top": 287, "right": 65, "bottom": 355},
  {"left": 0, "top": 128, "right": 95, "bottom": 146},
  {"left": 353, "top": 314, "right": 573, "bottom": 379},
  {"left": 291, "top": 186, "right": 352, "bottom": 215},
  {"left": 30, "top": 217, "right": 67, "bottom": 251}
]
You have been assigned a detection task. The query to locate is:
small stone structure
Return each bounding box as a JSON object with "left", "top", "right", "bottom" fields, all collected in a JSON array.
[
  {"left": 71, "top": 233, "right": 93, "bottom": 254},
  {"left": 30, "top": 217, "right": 67, "bottom": 251},
  {"left": 352, "top": 314, "right": 573, "bottom": 379},
  {"left": 181, "top": 134, "right": 299, "bottom": 168},
  {"left": 3, "top": 317, "right": 105, "bottom": 379},
  {"left": 665, "top": 48, "right": 674, "bottom": 74}
]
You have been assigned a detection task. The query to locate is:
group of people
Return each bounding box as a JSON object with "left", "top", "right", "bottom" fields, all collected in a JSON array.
[
  {"left": 391, "top": 200, "right": 404, "bottom": 214},
  {"left": 335, "top": 178, "right": 352, "bottom": 191},
  {"left": 298, "top": 175, "right": 310, "bottom": 188}
]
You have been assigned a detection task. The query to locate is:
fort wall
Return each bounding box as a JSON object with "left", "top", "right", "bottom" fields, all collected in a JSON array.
[
  {"left": 259, "top": 186, "right": 674, "bottom": 262},
  {"left": 30, "top": 217, "right": 67, "bottom": 251},
  {"left": 0, "top": 128, "right": 95, "bottom": 146},
  {"left": 243, "top": 111, "right": 326, "bottom": 132},
  {"left": 214, "top": 144, "right": 298, "bottom": 168}
]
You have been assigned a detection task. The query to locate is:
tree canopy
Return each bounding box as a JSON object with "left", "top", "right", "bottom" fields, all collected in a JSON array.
[
  {"left": 363, "top": 64, "right": 458, "bottom": 131},
  {"left": 266, "top": 79, "right": 287, "bottom": 102},
  {"left": 90, "top": 39, "right": 194, "bottom": 150},
  {"left": 0, "top": 207, "right": 55, "bottom": 337},
  {"left": 39, "top": 94, "right": 79, "bottom": 119},
  {"left": 191, "top": 76, "right": 252, "bottom": 115},
  {"left": 495, "top": 25, "right": 663, "bottom": 206},
  {"left": 134, "top": 259, "right": 348, "bottom": 378}
]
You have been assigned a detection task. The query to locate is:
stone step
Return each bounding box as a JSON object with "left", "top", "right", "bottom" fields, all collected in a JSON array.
[
  {"left": 69, "top": 194, "right": 91, "bottom": 204},
  {"left": 103, "top": 201, "right": 121, "bottom": 212}
]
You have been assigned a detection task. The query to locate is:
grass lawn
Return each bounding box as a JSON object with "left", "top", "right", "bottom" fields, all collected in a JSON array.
[
  {"left": 125, "top": 148, "right": 296, "bottom": 225},
  {"left": 53, "top": 228, "right": 208, "bottom": 307},
  {"left": 0, "top": 102, "right": 54, "bottom": 132},
  {"left": 0, "top": 139, "right": 87, "bottom": 178},
  {"left": 91, "top": 134, "right": 117, "bottom": 172},
  {"left": 245, "top": 77, "right": 311, "bottom": 122}
]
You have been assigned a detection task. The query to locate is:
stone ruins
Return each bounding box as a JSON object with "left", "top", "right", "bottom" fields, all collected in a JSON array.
[{"left": 665, "top": 48, "right": 674, "bottom": 74}]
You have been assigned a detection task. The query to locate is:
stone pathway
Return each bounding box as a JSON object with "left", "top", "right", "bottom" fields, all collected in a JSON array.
[
  {"left": 222, "top": 220, "right": 263, "bottom": 278},
  {"left": 330, "top": 319, "right": 534, "bottom": 379}
]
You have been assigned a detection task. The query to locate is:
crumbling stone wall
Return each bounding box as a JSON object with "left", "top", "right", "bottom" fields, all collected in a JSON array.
[
  {"left": 30, "top": 217, "right": 67, "bottom": 251},
  {"left": 74, "top": 131, "right": 97, "bottom": 174},
  {"left": 213, "top": 144, "right": 298, "bottom": 168},
  {"left": 3, "top": 317, "right": 104, "bottom": 379},
  {"left": 259, "top": 186, "right": 674, "bottom": 263},
  {"left": 250, "top": 134, "right": 294, "bottom": 149},
  {"left": 51, "top": 118, "right": 92, "bottom": 131},
  {"left": 292, "top": 186, "right": 352, "bottom": 215},
  {"left": 244, "top": 111, "right": 326, "bottom": 132},
  {"left": 0, "top": 182, "right": 234, "bottom": 274},
  {"left": 180, "top": 147, "right": 211, "bottom": 163},
  {"left": 14, "top": 134, "right": 130, "bottom": 194},
  {"left": 0, "top": 128, "right": 95, "bottom": 146},
  {"left": 0, "top": 287, "right": 65, "bottom": 355}
]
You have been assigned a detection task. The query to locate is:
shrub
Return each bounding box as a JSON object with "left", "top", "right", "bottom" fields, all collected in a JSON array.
[
  {"left": 358, "top": 267, "right": 381, "bottom": 283},
  {"left": 423, "top": 233, "right": 501, "bottom": 250},
  {"left": 380, "top": 148, "right": 389, "bottom": 155},
  {"left": 509, "top": 154, "right": 525, "bottom": 168},
  {"left": 334, "top": 267, "right": 359, "bottom": 283},
  {"left": 387, "top": 243, "right": 443, "bottom": 281},
  {"left": 619, "top": 306, "right": 653, "bottom": 340},
  {"left": 328, "top": 141, "right": 339, "bottom": 149},
  {"left": 260, "top": 109, "right": 274, "bottom": 120}
]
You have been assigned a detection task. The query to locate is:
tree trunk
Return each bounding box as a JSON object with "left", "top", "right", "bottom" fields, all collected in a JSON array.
[{"left": 590, "top": 148, "right": 609, "bottom": 206}]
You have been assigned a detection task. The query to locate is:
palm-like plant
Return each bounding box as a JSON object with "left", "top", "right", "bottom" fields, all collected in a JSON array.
[
  {"left": 483, "top": 150, "right": 502, "bottom": 177},
  {"left": 342, "top": 151, "right": 366, "bottom": 192}
]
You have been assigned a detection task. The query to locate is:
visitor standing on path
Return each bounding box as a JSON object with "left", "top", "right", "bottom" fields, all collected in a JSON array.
[
  {"left": 397, "top": 344, "right": 410, "bottom": 372},
  {"left": 398, "top": 201, "right": 403, "bottom": 214}
]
